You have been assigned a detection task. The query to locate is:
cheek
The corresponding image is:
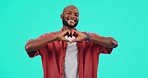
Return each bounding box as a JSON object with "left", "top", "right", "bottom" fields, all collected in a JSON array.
[
  {"left": 63, "top": 17, "right": 67, "bottom": 21},
  {"left": 63, "top": 15, "right": 68, "bottom": 19}
]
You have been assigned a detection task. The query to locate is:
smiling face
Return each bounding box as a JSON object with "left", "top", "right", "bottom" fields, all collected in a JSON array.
[{"left": 61, "top": 5, "right": 79, "bottom": 28}]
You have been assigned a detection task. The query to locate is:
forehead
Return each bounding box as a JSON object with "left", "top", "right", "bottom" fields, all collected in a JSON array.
[{"left": 63, "top": 6, "right": 79, "bottom": 13}]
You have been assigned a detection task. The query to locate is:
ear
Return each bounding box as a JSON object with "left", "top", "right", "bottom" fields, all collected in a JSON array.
[{"left": 60, "top": 14, "right": 63, "bottom": 19}]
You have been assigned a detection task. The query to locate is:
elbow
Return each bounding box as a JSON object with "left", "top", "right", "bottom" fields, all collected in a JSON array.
[
  {"left": 25, "top": 44, "right": 37, "bottom": 58},
  {"left": 107, "top": 37, "right": 118, "bottom": 48},
  {"left": 111, "top": 40, "right": 118, "bottom": 48},
  {"left": 25, "top": 44, "right": 32, "bottom": 53},
  {"left": 25, "top": 44, "right": 29, "bottom": 52}
]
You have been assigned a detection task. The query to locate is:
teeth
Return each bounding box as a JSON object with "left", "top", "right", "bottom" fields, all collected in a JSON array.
[{"left": 68, "top": 20, "right": 75, "bottom": 22}]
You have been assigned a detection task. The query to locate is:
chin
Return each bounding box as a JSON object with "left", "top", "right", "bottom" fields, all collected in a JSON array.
[
  {"left": 62, "top": 20, "right": 78, "bottom": 28},
  {"left": 67, "top": 25, "right": 76, "bottom": 28}
]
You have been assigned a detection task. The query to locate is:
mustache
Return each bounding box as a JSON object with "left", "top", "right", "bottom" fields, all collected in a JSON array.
[
  {"left": 62, "top": 19, "right": 79, "bottom": 28},
  {"left": 66, "top": 18, "right": 78, "bottom": 22}
]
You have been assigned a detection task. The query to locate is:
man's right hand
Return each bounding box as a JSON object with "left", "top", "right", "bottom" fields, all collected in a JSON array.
[
  {"left": 55, "top": 30, "right": 71, "bottom": 42},
  {"left": 25, "top": 29, "right": 72, "bottom": 53}
]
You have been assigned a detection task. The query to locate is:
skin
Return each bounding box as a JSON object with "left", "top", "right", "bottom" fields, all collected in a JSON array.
[{"left": 25, "top": 5, "right": 118, "bottom": 55}]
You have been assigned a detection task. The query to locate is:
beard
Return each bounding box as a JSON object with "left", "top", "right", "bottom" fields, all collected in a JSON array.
[{"left": 62, "top": 19, "right": 78, "bottom": 28}]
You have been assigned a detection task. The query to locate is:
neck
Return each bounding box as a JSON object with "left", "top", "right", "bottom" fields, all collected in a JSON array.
[{"left": 62, "top": 25, "right": 76, "bottom": 31}]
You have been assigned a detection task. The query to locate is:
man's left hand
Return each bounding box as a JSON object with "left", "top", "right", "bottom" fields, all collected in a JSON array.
[{"left": 70, "top": 30, "right": 87, "bottom": 43}]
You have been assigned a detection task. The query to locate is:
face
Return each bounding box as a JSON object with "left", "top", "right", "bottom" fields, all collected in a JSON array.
[{"left": 61, "top": 6, "right": 79, "bottom": 28}]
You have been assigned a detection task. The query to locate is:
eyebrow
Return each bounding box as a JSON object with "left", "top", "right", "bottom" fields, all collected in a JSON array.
[{"left": 67, "top": 10, "right": 79, "bottom": 14}]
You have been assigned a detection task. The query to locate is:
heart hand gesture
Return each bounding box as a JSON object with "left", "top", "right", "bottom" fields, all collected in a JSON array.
[
  {"left": 55, "top": 30, "right": 71, "bottom": 42},
  {"left": 55, "top": 29, "right": 87, "bottom": 43},
  {"left": 70, "top": 30, "right": 87, "bottom": 43}
]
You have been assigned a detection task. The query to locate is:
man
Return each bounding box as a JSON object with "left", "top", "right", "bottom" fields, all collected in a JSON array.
[{"left": 25, "top": 5, "right": 118, "bottom": 78}]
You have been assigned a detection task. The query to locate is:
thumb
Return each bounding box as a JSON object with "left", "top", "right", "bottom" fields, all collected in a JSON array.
[
  {"left": 62, "top": 38, "right": 70, "bottom": 42},
  {"left": 63, "top": 39, "right": 70, "bottom": 42},
  {"left": 70, "top": 39, "right": 77, "bottom": 43}
]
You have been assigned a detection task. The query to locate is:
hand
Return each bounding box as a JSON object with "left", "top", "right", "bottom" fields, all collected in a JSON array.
[
  {"left": 70, "top": 30, "right": 87, "bottom": 43},
  {"left": 55, "top": 30, "right": 71, "bottom": 42}
]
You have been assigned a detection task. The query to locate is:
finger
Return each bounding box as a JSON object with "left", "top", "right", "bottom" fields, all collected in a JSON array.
[
  {"left": 62, "top": 30, "right": 67, "bottom": 36},
  {"left": 67, "top": 30, "right": 71, "bottom": 36},
  {"left": 72, "top": 30, "right": 78, "bottom": 37},
  {"left": 71, "top": 30, "right": 75, "bottom": 36},
  {"left": 67, "top": 30, "right": 71, "bottom": 35},
  {"left": 63, "top": 39, "right": 70, "bottom": 42},
  {"left": 73, "top": 30, "right": 78, "bottom": 33},
  {"left": 64, "top": 30, "right": 70, "bottom": 36},
  {"left": 62, "top": 38, "right": 70, "bottom": 42},
  {"left": 70, "top": 39, "right": 77, "bottom": 43}
]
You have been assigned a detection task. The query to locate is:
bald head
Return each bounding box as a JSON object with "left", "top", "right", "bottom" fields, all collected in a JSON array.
[
  {"left": 61, "top": 5, "right": 79, "bottom": 28},
  {"left": 62, "top": 5, "right": 79, "bottom": 13}
]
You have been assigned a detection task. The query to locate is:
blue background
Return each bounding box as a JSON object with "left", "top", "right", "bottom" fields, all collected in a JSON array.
[{"left": 0, "top": 0, "right": 148, "bottom": 78}]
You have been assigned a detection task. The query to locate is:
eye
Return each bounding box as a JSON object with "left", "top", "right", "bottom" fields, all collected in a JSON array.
[
  {"left": 75, "top": 13, "right": 79, "bottom": 17},
  {"left": 67, "top": 12, "right": 71, "bottom": 15}
]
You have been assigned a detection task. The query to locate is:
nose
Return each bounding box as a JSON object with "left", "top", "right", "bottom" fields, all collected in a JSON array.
[
  {"left": 70, "top": 16, "right": 75, "bottom": 20},
  {"left": 69, "top": 14, "right": 76, "bottom": 20}
]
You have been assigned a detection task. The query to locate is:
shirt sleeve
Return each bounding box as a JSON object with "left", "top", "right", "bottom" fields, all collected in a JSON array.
[
  {"left": 26, "top": 34, "right": 47, "bottom": 58},
  {"left": 100, "top": 46, "right": 113, "bottom": 54},
  {"left": 90, "top": 33, "right": 113, "bottom": 54}
]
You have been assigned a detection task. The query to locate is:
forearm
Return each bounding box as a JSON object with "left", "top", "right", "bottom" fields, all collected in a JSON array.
[
  {"left": 89, "top": 35, "right": 118, "bottom": 48},
  {"left": 25, "top": 35, "right": 57, "bottom": 53}
]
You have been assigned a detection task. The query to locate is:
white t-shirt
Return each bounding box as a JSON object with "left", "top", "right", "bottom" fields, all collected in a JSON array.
[{"left": 64, "top": 36, "right": 79, "bottom": 78}]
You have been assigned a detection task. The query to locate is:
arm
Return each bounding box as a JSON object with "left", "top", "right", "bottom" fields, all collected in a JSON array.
[
  {"left": 70, "top": 30, "right": 118, "bottom": 48},
  {"left": 25, "top": 30, "right": 71, "bottom": 54},
  {"left": 89, "top": 35, "right": 118, "bottom": 48},
  {"left": 25, "top": 36, "right": 56, "bottom": 53}
]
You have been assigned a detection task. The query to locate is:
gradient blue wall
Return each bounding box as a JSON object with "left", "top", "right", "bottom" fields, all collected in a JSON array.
[{"left": 0, "top": 0, "right": 148, "bottom": 78}]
